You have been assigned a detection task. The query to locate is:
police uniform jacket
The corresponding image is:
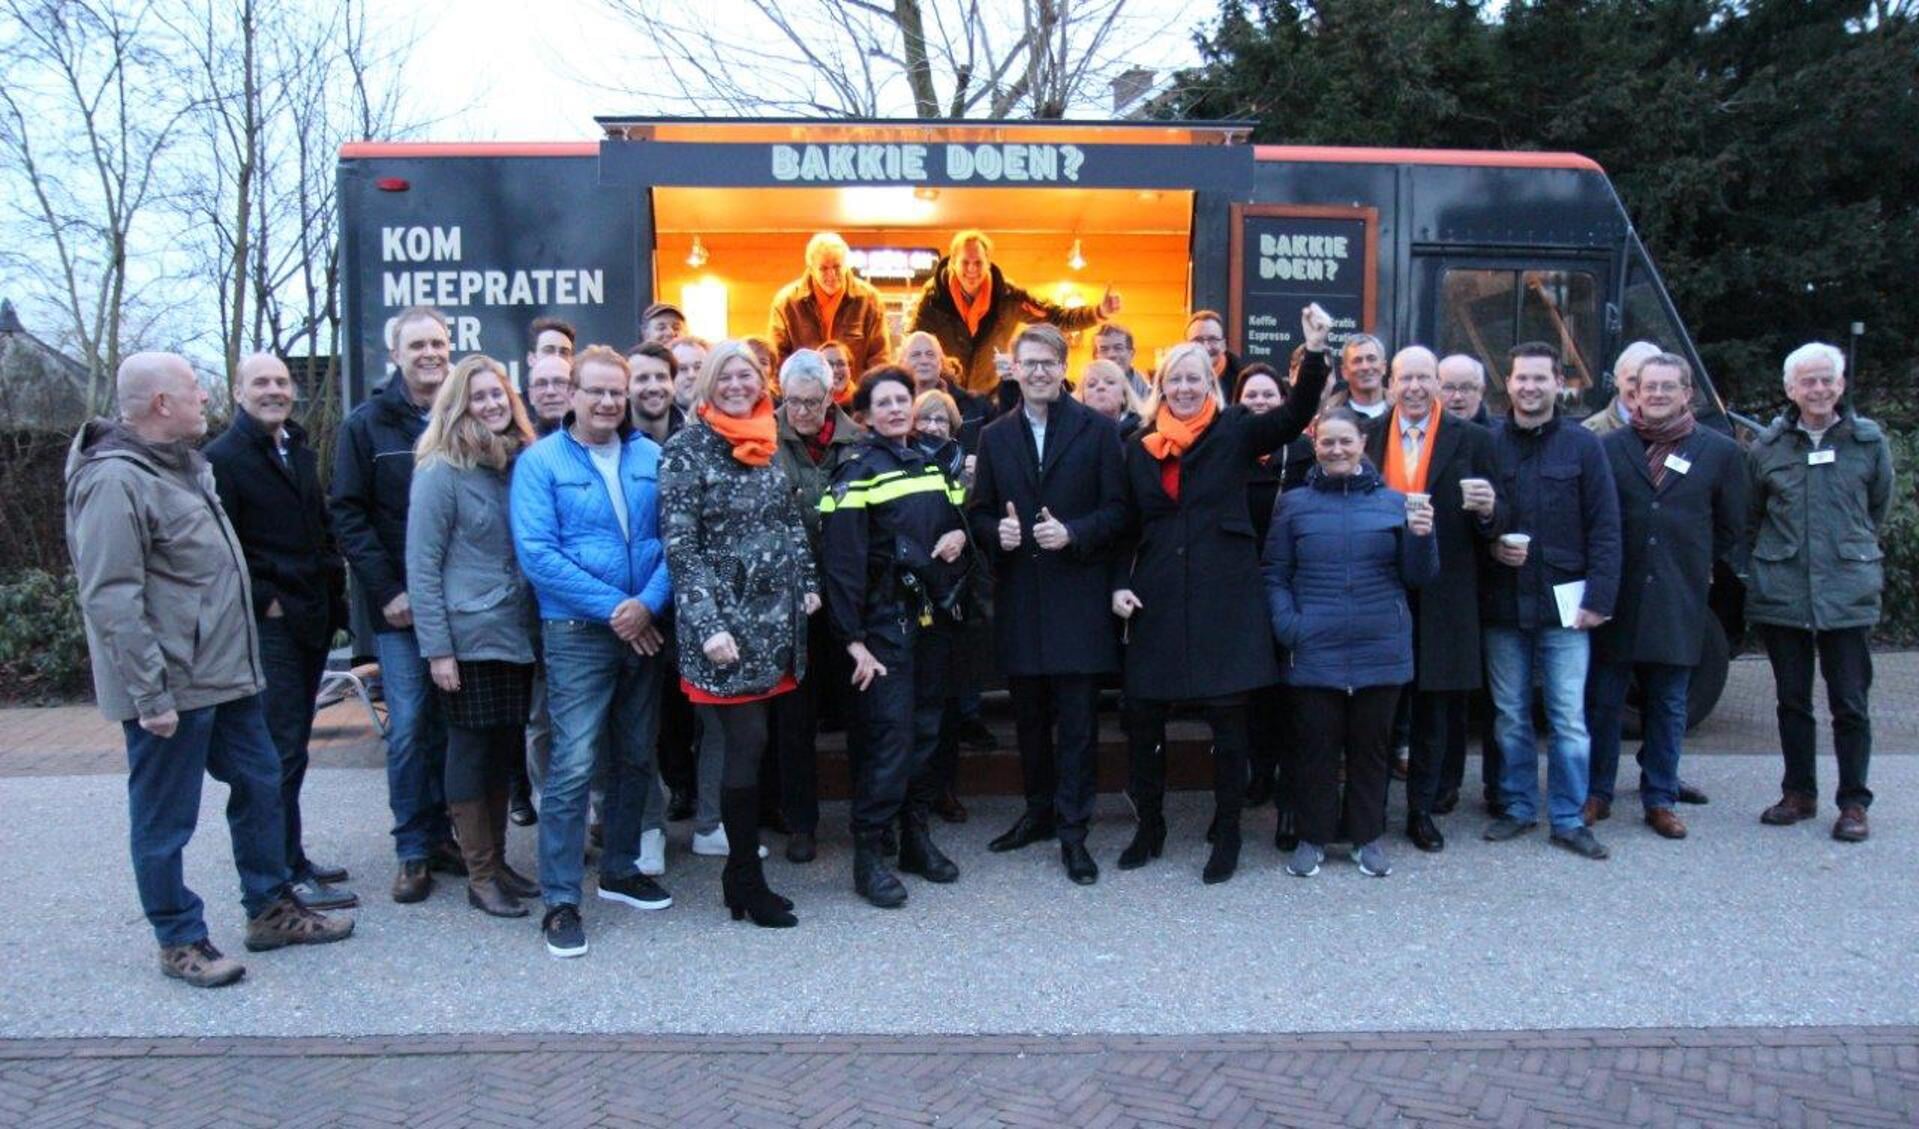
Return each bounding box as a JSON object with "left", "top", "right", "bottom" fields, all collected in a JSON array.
[{"left": 819, "top": 436, "right": 969, "bottom": 644}]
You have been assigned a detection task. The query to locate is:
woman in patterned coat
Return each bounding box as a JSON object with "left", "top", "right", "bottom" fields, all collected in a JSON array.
[{"left": 659, "top": 339, "right": 820, "bottom": 928}]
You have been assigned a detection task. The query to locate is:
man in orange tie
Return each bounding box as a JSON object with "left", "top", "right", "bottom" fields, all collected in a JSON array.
[{"left": 1362, "top": 346, "right": 1505, "bottom": 853}]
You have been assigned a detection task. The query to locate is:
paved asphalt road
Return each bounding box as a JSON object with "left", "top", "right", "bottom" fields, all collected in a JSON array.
[{"left": 1, "top": 754, "right": 1912, "bottom": 1040}]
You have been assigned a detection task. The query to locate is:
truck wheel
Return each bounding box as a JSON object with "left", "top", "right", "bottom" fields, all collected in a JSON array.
[{"left": 1621, "top": 616, "right": 1731, "bottom": 736}]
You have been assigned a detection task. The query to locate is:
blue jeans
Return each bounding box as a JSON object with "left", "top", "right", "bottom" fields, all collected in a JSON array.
[
  {"left": 374, "top": 629, "right": 449, "bottom": 861},
  {"left": 122, "top": 695, "right": 289, "bottom": 945},
  {"left": 540, "top": 620, "right": 664, "bottom": 907},
  {"left": 1485, "top": 626, "right": 1591, "bottom": 831},
  {"left": 1587, "top": 660, "right": 1689, "bottom": 811}
]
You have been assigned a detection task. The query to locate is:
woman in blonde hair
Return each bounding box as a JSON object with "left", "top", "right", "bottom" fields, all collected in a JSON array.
[
  {"left": 406, "top": 354, "right": 541, "bottom": 918},
  {"left": 1075, "top": 358, "right": 1143, "bottom": 438}
]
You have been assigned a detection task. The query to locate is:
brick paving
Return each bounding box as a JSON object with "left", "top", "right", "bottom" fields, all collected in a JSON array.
[{"left": 1, "top": 1027, "right": 1914, "bottom": 1127}]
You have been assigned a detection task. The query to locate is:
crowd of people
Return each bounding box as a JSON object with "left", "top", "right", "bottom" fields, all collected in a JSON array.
[{"left": 64, "top": 227, "right": 1890, "bottom": 987}]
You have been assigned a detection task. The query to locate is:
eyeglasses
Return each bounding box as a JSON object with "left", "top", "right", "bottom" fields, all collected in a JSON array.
[
  {"left": 579, "top": 387, "right": 626, "bottom": 402},
  {"left": 1017, "top": 359, "right": 1063, "bottom": 373},
  {"left": 785, "top": 397, "right": 827, "bottom": 412},
  {"left": 1439, "top": 383, "right": 1480, "bottom": 395},
  {"left": 529, "top": 378, "right": 572, "bottom": 392},
  {"left": 1190, "top": 335, "right": 1226, "bottom": 347}
]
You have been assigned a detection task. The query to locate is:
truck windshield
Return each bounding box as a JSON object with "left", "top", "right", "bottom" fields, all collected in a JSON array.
[{"left": 1438, "top": 266, "right": 1601, "bottom": 415}]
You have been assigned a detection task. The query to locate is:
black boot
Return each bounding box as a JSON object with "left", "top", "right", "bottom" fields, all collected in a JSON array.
[
  {"left": 1204, "top": 740, "right": 1247, "bottom": 884},
  {"left": 1118, "top": 741, "right": 1167, "bottom": 870},
  {"left": 853, "top": 830, "right": 908, "bottom": 908},
  {"left": 721, "top": 787, "right": 796, "bottom": 927},
  {"left": 897, "top": 805, "right": 959, "bottom": 883},
  {"left": 508, "top": 766, "right": 537, "bottom": 827},
  {"left": 1274, "top": 808, "right": 1300, "bottom": 852}
]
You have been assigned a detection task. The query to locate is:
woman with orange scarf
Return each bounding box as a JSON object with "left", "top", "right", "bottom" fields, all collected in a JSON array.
[
  {"left": 1111, "top": 304, "right": 1333, "bottom": 884},
  {"left": 660, "top": 339, "right": 820, "bottom": 928}
]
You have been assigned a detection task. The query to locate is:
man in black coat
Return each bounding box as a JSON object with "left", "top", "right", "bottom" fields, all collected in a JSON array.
[
  {"left": 967, "top": 325, "right": 1130, "bottom": 884},
  {"left": 1362, "top": 347, "right": 1506, "bottom": 853},
  {"left": 1586, "top": 354, "right": 1745, "bottom": 839},
  {"left": 329, "top": 305, "right": 459, "bottom": 903},
  {"left": 909, "top": 229, "right": 1119, "bottom": 398},
  {"left": 206, "top": 354, "right": 356, "bottom": 909}
]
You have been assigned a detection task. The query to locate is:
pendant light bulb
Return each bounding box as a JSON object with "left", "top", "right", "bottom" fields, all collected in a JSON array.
[
  {"left": 1066, "top": 238, "right": 1086, "bottom": 272},
  {"left": 686, "top": 235, "right": 709, "bottom": 269}
]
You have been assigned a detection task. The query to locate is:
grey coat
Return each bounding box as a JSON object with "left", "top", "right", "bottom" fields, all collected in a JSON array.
[
  {"left": 660, "top": 421, "right": 819, "bottom": 698},
  {"left": 1744, "top": 406, "right": 1893, "bottom": 631},
  {"left": 64, "top": 421, "right": 263, "bottom": 721},
  {"left": 405, "top": 457, "right": 536, "bottom": 663}
]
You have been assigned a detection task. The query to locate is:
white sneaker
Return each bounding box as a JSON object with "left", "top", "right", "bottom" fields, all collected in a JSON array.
[
  {"left": 638, "top": 828, "right": 666, "bottom": 876},
  {"left": 691, "top": 827, "right": 768, "bottom": 858}
]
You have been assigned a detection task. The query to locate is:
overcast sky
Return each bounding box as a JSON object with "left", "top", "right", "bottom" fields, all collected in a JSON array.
[{"left": 400, "top": 0, "right": 1210, "bottom": 141}]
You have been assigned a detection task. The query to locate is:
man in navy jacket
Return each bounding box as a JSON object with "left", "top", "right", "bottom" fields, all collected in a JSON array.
[{"left": 1481, "top": 342, "right": 1621, "bottom": 860}]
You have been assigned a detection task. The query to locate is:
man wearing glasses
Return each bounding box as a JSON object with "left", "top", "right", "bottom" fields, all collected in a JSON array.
[
  {"left": 1185, "top": 310, "right": 1243, "bottom": 401},
  {"left": 966, "top": 325, "right": 1129, "bottom": 884},
  {"left": 769, "top": 232, "right": 892, "bottom": 375},
  {"left": 511, "top": 347, "right": 675, "bottom": 958}
]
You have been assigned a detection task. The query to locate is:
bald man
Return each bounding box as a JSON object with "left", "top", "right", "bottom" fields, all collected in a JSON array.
[
  {"left": 1362, "top": 345, "right": 1505, "bottom": 852},
  {"left": 524, "top": 353, "right": 574, "bottom": 437},
  {"left": 206, "top": 354, "right": 357, "bottom": 910},
  {"left": 900, "top": 331, "right": 993, "bottom": 450},
  {"left": 68, "top": 353, "right": 354, "bottom": 987}
]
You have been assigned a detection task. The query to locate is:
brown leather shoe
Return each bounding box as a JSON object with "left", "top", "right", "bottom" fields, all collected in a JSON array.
[
  {"left": 1833, "top": 805, "right": 1869, "bottom": 842},
  {"left": 1760, "top": 792, "right": 1817, "bottom": 825},
  {"left": 1644, "top": 807, "right": 1688, "bottom": 839},
  {"left": 1581, "top": 796, "right": 1611, "bottom": 826},
  {"left": 391, "top": 859, "right": 432, "bottom": 904}
]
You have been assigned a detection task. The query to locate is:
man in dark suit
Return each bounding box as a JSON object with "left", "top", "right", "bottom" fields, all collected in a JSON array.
[
  {"left": 967, "top": 323, "right": 1130, "bottom": 884},
  {"left": 1364, "top": 347, "right": 1506, "bottom": 852},
  {"left": 1586, "top": 353, "right": 1745, "bottom": 839},
  {"left": 206, "top": 354, "right": 356, "bottom": 909}
]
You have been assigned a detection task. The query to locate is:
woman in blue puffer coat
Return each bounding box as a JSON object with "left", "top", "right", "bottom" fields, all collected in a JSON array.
[{"left": 1262, "top": 407, "right": 1437, "bottom": 880}]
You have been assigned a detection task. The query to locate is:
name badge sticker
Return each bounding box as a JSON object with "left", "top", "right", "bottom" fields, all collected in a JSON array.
[
  {"left": 1664, "top": 454, "right": 1692, "bottom": 475},
  {"left": 1809, "top": 449, "right": 1837, "bottom": 466}
]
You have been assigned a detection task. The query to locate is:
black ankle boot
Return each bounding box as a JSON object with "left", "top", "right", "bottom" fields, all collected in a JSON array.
[
  {"left": 1274, "top": 808, "right": 1299, "bottom": 852},
  {"left": 1203, "top": 821, "right": 1242, "bottom": 884},
  {"left": 721, "top": 787, "right": 796, "bottom": 926},
  {"left": 1119, "top": 737, "right": 1168, "bottom": 870},
  {"left": 1117, "top": 814, "right": 1165, "bottom": 869},
  {"left": 853, "top": 831, "right": 908, "bottom": 908},
  {"left": 897, "top": 808, "right": 959, "bottom": 883}
]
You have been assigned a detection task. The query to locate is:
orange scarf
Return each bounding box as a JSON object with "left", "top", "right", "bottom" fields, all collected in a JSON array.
[
  {"left": 1381, "top": 407, "right": 1440, "bottom": 494},
  {"left": 1142, "top": 396, "right": 1219, "bottom": 461},
  {"left": 813, "top": 282, "right": 844, "bottom": 338},
  {"left": 947, "top": 272, "right": 992, "bottom": 336},
  {"left": 698, "top": 399, "right": 777, "bottom": 466}
]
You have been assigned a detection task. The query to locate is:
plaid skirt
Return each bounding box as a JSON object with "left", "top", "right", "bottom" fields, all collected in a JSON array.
[{"left": 437, "top": 660, "right": 533, "bottom": 730}]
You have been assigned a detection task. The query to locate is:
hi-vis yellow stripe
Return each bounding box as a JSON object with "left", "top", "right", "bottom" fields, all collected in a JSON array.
[{"left": 819, "top": 468, "right": 965, "bottom": 513}]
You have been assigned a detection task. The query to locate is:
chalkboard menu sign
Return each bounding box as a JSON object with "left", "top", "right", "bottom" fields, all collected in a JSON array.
[{"left": 1229, "top": 205, "right": 1378, "bottom": 365}]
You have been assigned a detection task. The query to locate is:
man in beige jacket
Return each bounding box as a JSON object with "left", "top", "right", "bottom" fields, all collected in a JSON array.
[{"left": 65, "top": 352, "right": 353, "bottom": 988}]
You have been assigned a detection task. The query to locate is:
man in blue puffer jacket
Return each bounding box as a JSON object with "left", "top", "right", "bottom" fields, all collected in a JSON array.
[
  {"left": 1264, "top": 407, "right": 1438, "bottom": 879},
  {"left": 510, "top": 346, "right": 674, "bottom": 960}
]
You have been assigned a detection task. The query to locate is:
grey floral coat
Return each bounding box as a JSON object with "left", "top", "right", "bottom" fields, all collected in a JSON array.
[{"left": 659, "top": 420, "right": 819, "bottom": 698}]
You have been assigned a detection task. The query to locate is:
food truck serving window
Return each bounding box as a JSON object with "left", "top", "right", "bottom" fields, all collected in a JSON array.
[{"left": 1438, "top": 267, "right": 1601, "bottom": 413}]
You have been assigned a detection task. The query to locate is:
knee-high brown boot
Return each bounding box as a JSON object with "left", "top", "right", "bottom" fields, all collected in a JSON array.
[
  {"left": 451, "top": 799, "right": 524, "bottom": 918},
  {"left": 487, "top": 786, "right": 539, "bottom": 900}
]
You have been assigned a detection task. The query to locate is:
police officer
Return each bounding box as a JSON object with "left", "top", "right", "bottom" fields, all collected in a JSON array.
[{"left": 820, "top": 366, "right": 974, "bottom": 908}]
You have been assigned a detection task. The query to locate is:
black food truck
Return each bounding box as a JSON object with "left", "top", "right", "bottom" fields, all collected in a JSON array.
[{"left": 339, "top": 118, "right": 1736, "bottom": 727}]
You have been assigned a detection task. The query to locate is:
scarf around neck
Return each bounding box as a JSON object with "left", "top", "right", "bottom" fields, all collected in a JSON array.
[
  {"left": 947, "top": 271, "right": 992, "bottom": 337},
  {"left": 1141, "top": 396, "right": 1219, "bottom": 462},
  {"left": 1381, "top": 407, "right": 1441, "bottom": 494},
  {"left": 1633, "top": 406, "right": 1696, "bottom": 487},
  {"left": 698, "top": 399, "right": 778, "bottom": 466}
]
